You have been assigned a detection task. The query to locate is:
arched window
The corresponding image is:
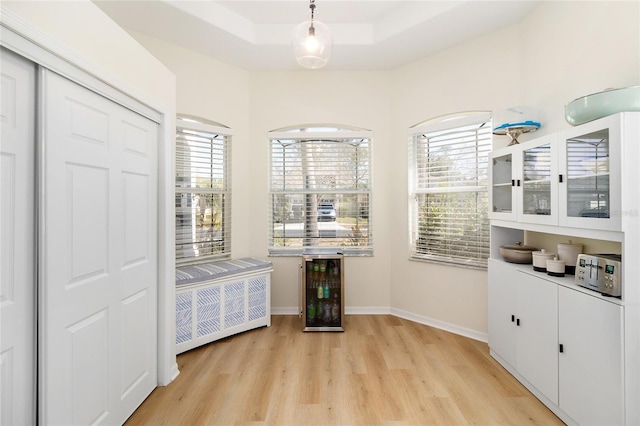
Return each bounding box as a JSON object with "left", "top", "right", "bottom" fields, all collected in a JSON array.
[
  {"left": 408, "top": 112, "right": 492, "bottom": 268},
  {"left": 268, "top": 125, "right": 372, "bottom": 256},
  {"left": 175, "top": 114, "right": 232, "bottom": 263}
]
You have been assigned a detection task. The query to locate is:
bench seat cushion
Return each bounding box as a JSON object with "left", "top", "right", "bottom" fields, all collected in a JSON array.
[{"left": 175, "top": 258, "right": 272, "bottom": 287}]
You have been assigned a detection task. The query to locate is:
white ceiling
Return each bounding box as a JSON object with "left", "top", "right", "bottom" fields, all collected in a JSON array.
[{"left": 94, "top": 0, "right": 539, "bottom": 71}]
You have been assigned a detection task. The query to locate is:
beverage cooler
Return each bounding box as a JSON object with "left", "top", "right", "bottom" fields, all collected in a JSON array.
[{"left": 300, "top": 254, "right": 344, "bottom": 331}]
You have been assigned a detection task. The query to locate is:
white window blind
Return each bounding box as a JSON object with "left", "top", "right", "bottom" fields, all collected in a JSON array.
[
  {"left": 408, "top": 112, "right": 492, "bottom": 268},
  {"left": 175, "top": 115, "right": 231, "bottom": 264},
  {"left": 268, "top": 126, "right": 372, "bottom": 256}
]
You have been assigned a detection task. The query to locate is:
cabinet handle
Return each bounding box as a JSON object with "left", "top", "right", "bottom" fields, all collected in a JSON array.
[
  {"left": 516, "top": 318, "right": 520, "bottom": 326},
  {"left": 511, "top": 314, "right": 515, "bottom": 322},
  {"left": 559, "top": 344, "right": 564, "bottom": 353},
  {"left": 559, "top": 174, "right": 563, "bottom": 183},
  {"left": 517, "top": 179, "right": 521, "bottom": 187},
  {"left": 511, "top": 179, "right": 516, "bottom": 187}
]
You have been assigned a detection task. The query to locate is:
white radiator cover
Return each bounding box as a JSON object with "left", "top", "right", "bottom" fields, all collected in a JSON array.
[{"left": 176, "top": 269, "right": 272, "bottom": 354}]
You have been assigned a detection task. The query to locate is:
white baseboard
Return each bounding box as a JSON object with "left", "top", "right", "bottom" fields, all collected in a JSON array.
[
  {"left": 271, "top": 306, "right": 391, "bottom": 315},
  {"left": 169, "top": 362, "right": 180, "bottom": 383},
  {"left": 346, "top": 306, "right": 391, "bottom": 315},
  {"left": 271, "top": 307, "right": 299, "bottom": 315},
  {"left": 270, "top": 306, "right": 487, "bottom": 343},
  {"left": 390, "top": 307, "right": 488, "bottom": 343}
]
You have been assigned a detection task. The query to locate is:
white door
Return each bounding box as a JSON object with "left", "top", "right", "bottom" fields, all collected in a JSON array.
[
  {"left": 40, "top": 69, "right": 158, "bottom": 425},
  {"left": 516, "top": 271, "right": 558, "bottom": 405},
  {"left": 487, "top": 259, "right": 517, "bottom": 366},
  {"left": 558, "top": 287, "right": 623, "bottom": 425},
  {"left": 0, "top": 46, "right": 36, "bottom": 425}
]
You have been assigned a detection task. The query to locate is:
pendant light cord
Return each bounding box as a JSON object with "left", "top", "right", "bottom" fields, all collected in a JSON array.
[
  {"left": 309, "top": 0, "right": 316, "bottom": 35},
  {"left": 310, "top": 0, "right": 316, "bottom": 22}
]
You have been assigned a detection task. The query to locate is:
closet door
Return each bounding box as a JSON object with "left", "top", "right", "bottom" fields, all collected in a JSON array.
[
  {"left": 0, "top": 47, "right": 36, "bottom": 426},
  {"left": 40, "top": 69, "right": 158, "bottom": 425}
]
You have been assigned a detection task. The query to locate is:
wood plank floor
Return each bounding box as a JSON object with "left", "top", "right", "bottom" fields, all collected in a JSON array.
[{"left": 126, "top": 315, "right": 564, "bottom": 425}]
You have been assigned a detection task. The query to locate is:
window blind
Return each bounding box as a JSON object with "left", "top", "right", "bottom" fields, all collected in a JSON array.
[
  {"left": 408, "top": 113, "right": 491, "bottom": 268},
  {"left": 175, "top": 115, "right": 231, "bottom": 264},
  {"left": 268, "top": 127, "right": 372, "bottom": 256}
]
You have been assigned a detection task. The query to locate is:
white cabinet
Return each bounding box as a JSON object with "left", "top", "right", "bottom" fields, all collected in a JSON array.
[
  {"left": 558, "top": 286, "right": 624, "bottom": 425},
  {"left": 490, "top": 113, "right": 636, "bottom": 232},
  {"left": 489, "top": 260, "right": 625, "bottom": 425},
  {"left": 558, "top": 113, "right": 624, "bottom": 232},
  {"left": 488, "top": 260, "right": 559, "bottom": 404},
  {"left": 490, "top": 134, "right": 558, "bottom": 225},
  {"left": 489, "top": 112, "right": 639, "bottom": 425}
]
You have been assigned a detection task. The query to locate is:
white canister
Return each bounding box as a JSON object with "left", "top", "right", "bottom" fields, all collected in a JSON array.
[
  {"left": 557, "top": 241, "right": 583, "bottom": 275},
  {"left": 546, "top": 256, "right": 566, "bottom": 277},
  {"left": 532, "top": 249, "right": 555, "bottom": 272}
]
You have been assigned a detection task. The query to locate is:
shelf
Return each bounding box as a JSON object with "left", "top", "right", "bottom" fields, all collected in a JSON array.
[
  {"left": 491, "top": 258, "right": 623, "bottom": 306},
  {"left": 490, "top": 220, "right": 624, "bottom": 243},
  {"left": 522, "top": 179, "right": 551, "bottom": 185},
  {"left": 566, "top": 172, "right": 610, "bottom": 181}
]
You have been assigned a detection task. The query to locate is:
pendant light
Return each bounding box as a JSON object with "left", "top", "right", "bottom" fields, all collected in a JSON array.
[{"left": 292, "top": 0, "right": 333, "bottom": 69}]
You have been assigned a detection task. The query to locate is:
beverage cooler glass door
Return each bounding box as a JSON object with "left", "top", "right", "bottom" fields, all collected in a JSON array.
[{"left": 301, "top": 254, "right": 344, "bottom": 331}]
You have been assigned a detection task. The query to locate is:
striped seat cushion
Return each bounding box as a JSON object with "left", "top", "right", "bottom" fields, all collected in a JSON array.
[{"left": 176, "top": 258, "right": 272, "bottom": 287}]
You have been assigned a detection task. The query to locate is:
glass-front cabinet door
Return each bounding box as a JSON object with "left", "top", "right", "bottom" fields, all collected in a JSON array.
[
  {"left": 490, "top": 147, "right": 518, "bottom": 221},
  {"left": 519, "top": 135, "right": 558, "bottom": 225},
  {"left": 559, "top": 114, "right": 621, "bottom": 231},
  {"left": 489, "top": 135, "right": 558, "bottom": 225}
]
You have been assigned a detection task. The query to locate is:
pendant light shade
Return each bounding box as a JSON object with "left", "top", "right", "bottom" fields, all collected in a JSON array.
[{"left": 292, "top": 1, "right": 333, "bottom": 69}]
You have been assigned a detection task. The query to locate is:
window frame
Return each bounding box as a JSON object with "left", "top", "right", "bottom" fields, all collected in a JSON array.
[
  {"left": 408, "top": 111, "right": 492, "bottom": 269},
  {"left": 175, "top": 114, "right": 232, "bottom": 265},
  {"left": 268, "top": 125, "right": 373, "bottom": 257}
]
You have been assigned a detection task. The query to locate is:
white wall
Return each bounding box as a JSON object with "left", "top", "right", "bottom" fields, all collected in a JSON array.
[
  {"left": 123, "top": 1, "right": 637, "bottom": 338},
  {"left": 1, "top": 1, "right": 175, "bottom": 111},
  {"left": 520, "top": 1, "right": 640, "bottom": 136},
  {"left": 133, "top": 35, "right": 394, "bottom": 313},
  {"left": 389, "top": 24, "right": 523, "bottom": 337},
  {"left": 128, "top": 32, "right": 254, "bottom": 258},
  {"left": 390, "top": 0, "right": 639, "bottom": 336},
  {"left": 249, "top": 71, "right": 393, "bottom": 312}
]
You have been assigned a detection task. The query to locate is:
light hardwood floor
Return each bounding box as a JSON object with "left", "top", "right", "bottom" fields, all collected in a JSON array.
[{"left": 126, "top": 315, "right": 563, "bottom": 425}]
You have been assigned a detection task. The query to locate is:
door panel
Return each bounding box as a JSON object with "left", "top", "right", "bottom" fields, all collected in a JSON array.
[
  {"left": 41, "top": 68, "right": 158, "bottom": 425},
  {"left": 487, "top": 259, "right": 517, "bottom": 366},
  {"left": 516, "top": 271, "right": 558, "bottom": 404},
  {"left": 559, "top": 287, "right": 623, "bottom": 425},
  {"left": 0, "top": 46, "right": 36, "bottom": 426}
]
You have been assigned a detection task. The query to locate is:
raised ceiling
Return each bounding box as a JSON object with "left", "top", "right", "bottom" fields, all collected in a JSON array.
[{"left": 94, "top": 0, "right": 539, "bottom": 71}]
